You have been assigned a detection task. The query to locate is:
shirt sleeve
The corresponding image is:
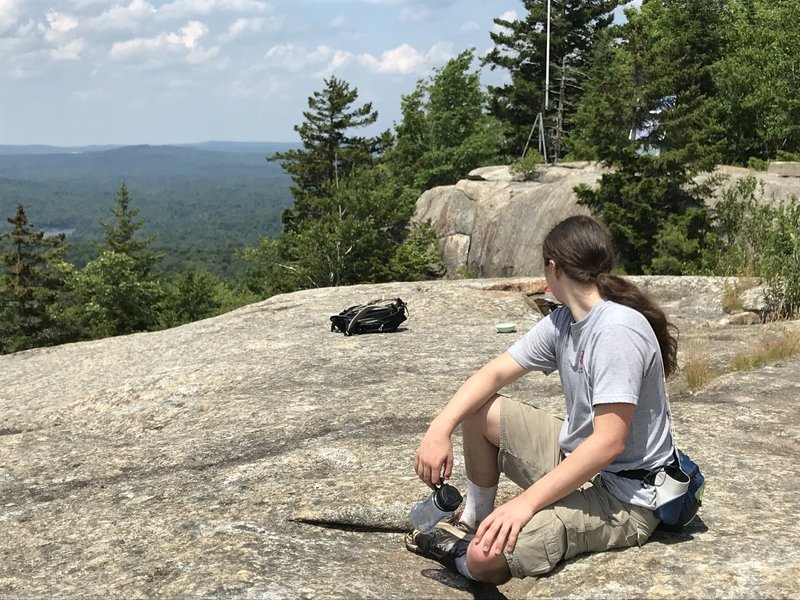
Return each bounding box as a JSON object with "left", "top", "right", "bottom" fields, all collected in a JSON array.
[
  {"left": 507, "top": 312, "right": 559, "bottom": 374},
  {"left": 587, "top": 324, "right": 656, "bottom": 406}
]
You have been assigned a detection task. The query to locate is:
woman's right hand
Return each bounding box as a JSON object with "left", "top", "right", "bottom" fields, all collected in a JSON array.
[{"left": 414, "top": 426, "right": 453, "bottom": 489}]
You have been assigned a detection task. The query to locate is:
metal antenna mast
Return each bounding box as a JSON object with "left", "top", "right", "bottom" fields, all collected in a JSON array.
[{"left": 521, "top": 0, "right": 551, "bottom": 163}]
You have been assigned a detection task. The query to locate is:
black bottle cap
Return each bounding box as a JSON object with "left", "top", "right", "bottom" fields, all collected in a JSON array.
[{"left": 434, "top": 483, "right": 463, "bottom": 511}]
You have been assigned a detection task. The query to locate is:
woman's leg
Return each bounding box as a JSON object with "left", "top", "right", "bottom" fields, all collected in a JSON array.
[
  {"left": 461, "top": 393, "right": 502, "bottom": 487},
  {"left": 502, "top": 479, "right": 660, "bottom": 579},
  {"left": 410, "top": 399, "right": 658, "bottom": 583},
  {"left": 460, "top": 396, "right": 563, "bottom": 584},
  {"left": 457, "top": 394, "right": 503, "bottom": 533},
  {"left": 458, "top": 395, "right": 512, "bottom": 583}
]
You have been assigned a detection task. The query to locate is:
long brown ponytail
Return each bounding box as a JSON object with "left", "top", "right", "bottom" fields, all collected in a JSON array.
[{"left": 543, "top": 216, "right": 679, "bottom": 378}]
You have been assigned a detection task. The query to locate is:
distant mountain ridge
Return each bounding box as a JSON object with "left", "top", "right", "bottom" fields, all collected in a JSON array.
[
  {"left": 0, "top": 144, "right": 122, "bottom": 155},
  {"left": 0, "top": 141, "right": 300, "bottom": 156},
  {"left": 0, "top": 142, "right": 300, "bottom": 277},
  {"left": 0, "top": 144, "right": 300, "bottom": 180}
]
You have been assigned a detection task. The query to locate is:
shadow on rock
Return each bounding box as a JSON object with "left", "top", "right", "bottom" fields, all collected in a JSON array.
[
  {"left": 421, "top": 568, "right": 509, "bottom": 599},
  {"left": 650, "top": 517, "right": 709, "bottom": 545}
]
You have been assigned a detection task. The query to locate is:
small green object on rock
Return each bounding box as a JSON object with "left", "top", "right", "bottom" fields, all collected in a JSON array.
[{"left": 495, "top": 322, "right": 516, "bottom": 333}]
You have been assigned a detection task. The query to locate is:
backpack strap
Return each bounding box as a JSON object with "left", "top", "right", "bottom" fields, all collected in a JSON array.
[{"left": 345, "top": 303, "right": 380, "bottom": 336}]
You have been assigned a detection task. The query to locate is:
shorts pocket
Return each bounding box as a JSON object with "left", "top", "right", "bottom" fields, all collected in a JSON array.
[
  {"left": 552, "top": 488, "right": 643, "bottom": 560},
  {"left": 507, "top": 509, "right": 568, "bottom": 578},
  {"left": 627, "top": 504, "right": 661, "bottom": 546}
]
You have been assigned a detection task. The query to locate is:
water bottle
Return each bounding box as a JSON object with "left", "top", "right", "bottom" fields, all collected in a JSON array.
[
  {"left": 544, "top": 286, "right": 557, "bottom": 305},
  {"left": 409, "top": 483, "right": 463, "bottom": 532}
]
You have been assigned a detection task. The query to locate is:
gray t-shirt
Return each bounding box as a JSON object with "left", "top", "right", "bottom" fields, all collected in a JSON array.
[{"left": 507, "top": 299, "right": 674, "bottom": 509}]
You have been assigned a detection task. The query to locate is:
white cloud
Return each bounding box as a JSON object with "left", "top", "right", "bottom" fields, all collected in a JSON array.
[
  {"left": 313, "top": 49, "right": 352, "bottom": 78},
  {"left": 87, "top": 0, "right": 157, "bottom": 31},
  {"left": 219, "top": 16, "right": 280, "bottom": 41},
  {"left": 358, "top": 42, "right": 452, "bottom": 75},
  {"left": 187, "top": 44, "right": 219, "bottom": 63},
  {"left": 492, "top": 10, "right": 517, "bottom": 34},
  {"left": 230, "top": 72, "right": 286, "bottom": 99},
  {"left": 361, "top": 0, "right": 455, "bottom": 19},
  {"left": 0, "top": 7, "right": 87, "bottom": 72},
  {"left": 15, "top": 19, "right": 40, "bottom": 37},
  {"left": 47, "top": 10, "right": 79, "bottom": 33},
  {"left": 43, "top": 10, "right": 85, "bottom": 60},
  {"left": 70, "top": 0, "right": 118, "bottom": 8},
  {"left": 109, "top": 36, "right": 163, "bottom": 59},
  {"left": 109, "top": 20, "right": 218, "bottom": 63},
  {"left": 263, "top": 44, "right": 353, "bottom": 74},
  {"left": 179, "top": 20, "right": 206, "bottom": 47},
  {"left": 73, "top": 87, "right": 112, "bottom": 102},
  {"left": 359, "top": 44, "right": 419, "bottom": 74},
  {"left": 0, "top": 0, "right": 20, "bottom": 33},
  {"left": 226, "top": 17, "right": 261, "bottom": 36},
  {"left": 3, "top": 0, "right": 526, "bottom": 145},
  {"left": 0, "top": 35, "right": 50, "bottom": 79},
  {"left": 51, "top": 38, "right": 87, "bottom": 61},
  {"left": 157, "top": 0, "right": 271, "bottom": 20},
  {"left": 398, "top": 5, "right": 430, "bottom": 22},
  {"left": 361, "top": 0, "right": 453, "bottom": 7}
]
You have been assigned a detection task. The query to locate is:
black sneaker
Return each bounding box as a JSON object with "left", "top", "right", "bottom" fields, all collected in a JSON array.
[
  {"left": 405, "top": 527, "right": 470, "bottom": 572},
  {"left": 435, "top": 512, "right": 477, "bottom": 541}
]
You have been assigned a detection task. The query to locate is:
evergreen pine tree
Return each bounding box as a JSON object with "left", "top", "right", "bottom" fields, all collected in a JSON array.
[
  {"left": 70, "top": 251, "right": 164, "bottom": 338},
  {"left": 483, "top": 0, "right": 623, "bottom": 161},
  {"left": 159, "top": 268, "right": 247, "bottom": 327},
  {"left": 0, "top": 204, "right": 74, "bottom": 353},
  {"left": 250, "top": 166, "right": 418, "bottom": 290},
  {"left": 571, "top": 0, "right": 728, "bottom": 274},
  {"left": 386, "top": 49, "right": 503, "bottom": 191},
  {"left": 71, "top": 183, "right": 164, "bottom": 337},
  {"left": 567, "top": 28, "right": 638, "bottom": 161},
  {"left": 269, "top": 76, "right": 383, "bottom": 232},
  {"left": 629, "top": 0, "right": 727, "bottom": 171},
  {"left": 99, "top": 181, "right": 160, "bottom": 275},
  {"left": 714, "top": 0, "right": 800, "bottom": 163}
]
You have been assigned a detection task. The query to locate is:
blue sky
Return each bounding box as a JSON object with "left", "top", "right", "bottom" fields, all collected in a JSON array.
[{"left": 0, "top": 0, "right": 637, "bottom": 146}]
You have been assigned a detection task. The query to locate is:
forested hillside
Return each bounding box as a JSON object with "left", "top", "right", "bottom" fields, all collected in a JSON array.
[
  {"left": 2, "top": 0, "right": 798, "bottom": 356},
  {"left": 0, "top": 142, "right": 296, "bottom": 276}
]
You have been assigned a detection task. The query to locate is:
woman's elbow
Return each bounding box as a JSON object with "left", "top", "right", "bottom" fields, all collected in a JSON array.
[
  {"left": 599, "top": 436, "right": 627, "bottom": 463},
  {"left": 609, "top": 439, "right": 627, "bottom": 461}
]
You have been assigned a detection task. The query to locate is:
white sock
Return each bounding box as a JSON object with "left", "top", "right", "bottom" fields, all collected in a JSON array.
[
  {"left": 455, "top": 554, "right": 475, "bottom": 580},
  {"left": 459, "top": 480, "right": 497, "bottom": 529}
]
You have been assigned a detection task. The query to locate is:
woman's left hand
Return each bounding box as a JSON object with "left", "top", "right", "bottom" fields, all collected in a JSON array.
[{"left": 473, "top": 495, "right": 537, "bottom": 556}]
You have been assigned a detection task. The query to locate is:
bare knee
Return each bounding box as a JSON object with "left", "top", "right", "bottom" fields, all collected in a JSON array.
[
  {"left": 462, "top": 394, "right": 502, "bottom": 447},
  {"left": 466, "top": 543, "right": 512, "bottom": 585}
]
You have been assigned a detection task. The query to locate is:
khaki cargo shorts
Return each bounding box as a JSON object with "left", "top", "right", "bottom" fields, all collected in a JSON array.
[{"left": 498, "top": 397, "right": 660, "bottom": 578}]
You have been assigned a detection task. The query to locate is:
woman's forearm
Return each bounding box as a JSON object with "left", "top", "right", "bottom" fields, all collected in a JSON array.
[
  {"left": 518, "top": 405, "right": 632, "bottom": 513},
  {"left": 519, "top": 434, "right": 621, "bottom": 513},
  {"left": 430, "top": 353, "right": 527, "bottom": 435}
]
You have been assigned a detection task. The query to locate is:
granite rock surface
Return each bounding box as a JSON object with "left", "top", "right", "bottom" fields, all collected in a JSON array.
[
  {"left": 1, "top": 277, "right": 798, "bottom": 599},
  {"left": 416, "top": 163, "right": 800, "bottom": 278}
]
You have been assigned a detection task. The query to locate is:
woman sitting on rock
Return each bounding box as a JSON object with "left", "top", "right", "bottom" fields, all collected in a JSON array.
[{"left": 406, "top": 214, "right": 679, "bottom": 583}]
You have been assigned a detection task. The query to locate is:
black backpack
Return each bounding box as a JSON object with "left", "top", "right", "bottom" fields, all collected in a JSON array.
[{"left": 330, "top": 298, "right": 408, "bottom": 336}]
